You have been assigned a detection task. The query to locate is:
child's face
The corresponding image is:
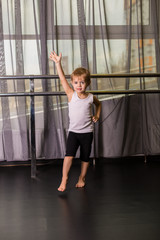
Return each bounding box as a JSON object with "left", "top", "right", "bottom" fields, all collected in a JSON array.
[{"left": 71, "top": 75, "right": 88, "bottom": 94}]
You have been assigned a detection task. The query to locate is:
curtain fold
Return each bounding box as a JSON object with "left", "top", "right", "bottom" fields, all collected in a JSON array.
[
  {"left": 15, "top": 0, "right": 29, "bottom": 160},
  {"left": 0, "top": 0, "right": 160, "bottom": 161},
  {"left": 0, "top": 0, "right": 14, "bottom": 161},
  {"left": 77, "top": 0, "right": 89, "bottom": 69}
]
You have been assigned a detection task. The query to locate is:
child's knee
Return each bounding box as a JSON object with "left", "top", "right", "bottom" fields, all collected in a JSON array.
[
  {"left": 65, "top": 156, "right": 74, "bottom": 161},
  {"left": 81, "top": 158, "right": 90, "bottom": 163}
]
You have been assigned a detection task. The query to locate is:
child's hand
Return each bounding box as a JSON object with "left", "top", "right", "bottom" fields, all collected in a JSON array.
[
  {"left": 49, "top": 51, "right": 62, "bottom": 63},
  {"left": 92, "top": 115, "right": 99, "bottom": 123}
]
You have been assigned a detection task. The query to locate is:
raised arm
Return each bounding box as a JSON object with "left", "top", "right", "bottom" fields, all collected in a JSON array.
[{"left": 49, "top": 51, "right": 73, "bottom": 98}]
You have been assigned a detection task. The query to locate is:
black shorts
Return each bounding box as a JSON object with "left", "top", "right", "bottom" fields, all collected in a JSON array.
[{"left": 65, "top": 131, "right": 93, "bottom": 162}]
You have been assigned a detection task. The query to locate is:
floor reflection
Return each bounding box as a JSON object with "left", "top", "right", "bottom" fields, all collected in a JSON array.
[{"left": 58, "top": 188, "right": 96, "bottom": 240}]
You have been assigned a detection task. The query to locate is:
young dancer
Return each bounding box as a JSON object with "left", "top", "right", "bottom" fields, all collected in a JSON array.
[{"left": 49, "top": 51, "right": 101, "bottom": 192}]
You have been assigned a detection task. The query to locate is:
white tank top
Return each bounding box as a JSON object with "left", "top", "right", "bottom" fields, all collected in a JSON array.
[{"left": 68, "top": 91, "right": 94, "bottom": 133}]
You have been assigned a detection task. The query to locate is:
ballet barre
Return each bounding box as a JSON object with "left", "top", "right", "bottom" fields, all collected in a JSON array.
[{"left": 1, "top": 73, "right": 160, "bottom": 178}]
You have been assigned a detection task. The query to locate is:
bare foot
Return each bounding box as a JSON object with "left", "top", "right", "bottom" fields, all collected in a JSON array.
[
  {"left": 58, "top": 178, "right": 68, "bottom": 192},
  {"left": 76, "top": 177, "right": 85, "bottom": 188}
]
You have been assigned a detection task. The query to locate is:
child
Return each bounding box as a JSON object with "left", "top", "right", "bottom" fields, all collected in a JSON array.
[{"left": 49, "top": 51, "right": 101, "bottom": 192}]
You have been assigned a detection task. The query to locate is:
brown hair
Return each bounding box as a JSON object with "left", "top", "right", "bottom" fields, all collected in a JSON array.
[{"left": 71, "top": 67, "right": 91, "bottom": 85}]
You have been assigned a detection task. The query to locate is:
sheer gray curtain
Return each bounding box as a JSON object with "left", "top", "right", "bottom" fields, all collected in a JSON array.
[{"left": 0, "top": 0, "right": 160, "bottom": 161}]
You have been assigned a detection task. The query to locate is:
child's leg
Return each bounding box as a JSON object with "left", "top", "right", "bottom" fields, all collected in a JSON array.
[
  {"left": 76, "top": 132, "right": 93, "bottom": 188},
  {"left": 76, "top": 161, "right": 90, "bottom": 188},
  {"left": 58, "top": 156, "right": 73, "bottom": 192}
]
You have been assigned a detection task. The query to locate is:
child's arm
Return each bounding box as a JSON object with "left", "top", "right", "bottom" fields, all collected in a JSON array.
[
  {"left": 49, "top": 51, "right": 73, "bottom": 99},
  {"left": 92, "top": 96, "right": 101, "bottom": 123}
]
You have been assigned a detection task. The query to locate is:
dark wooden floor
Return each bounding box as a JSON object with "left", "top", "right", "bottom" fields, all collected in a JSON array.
[{"left": 0, "top": 158, "right": 160, "bottom": 240}]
